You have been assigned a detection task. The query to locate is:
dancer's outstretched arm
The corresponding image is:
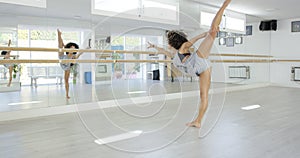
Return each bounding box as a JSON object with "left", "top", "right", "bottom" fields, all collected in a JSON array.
[
  {"left": 182, "top": 32, "right": 208, "bottom": 50},
  {"left": 75, "top": 45, "right": 91, "bottom": 59},
  {"left": 147, "top": 42, "right": 174, "bottom": 58}
]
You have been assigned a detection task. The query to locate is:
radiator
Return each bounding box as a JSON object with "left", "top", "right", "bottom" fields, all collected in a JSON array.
[
  {"left": 291, "top": 67, "right": 300, "bottom": 81},
  {"left": 228, "top": 66, "right": 250, "bottom": 79}
]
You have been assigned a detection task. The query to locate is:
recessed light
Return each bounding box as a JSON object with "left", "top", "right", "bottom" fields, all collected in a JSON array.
[
  {"left": 128, "top": 91, "right": 147, "bottom": 94},
  {"left": 74, "top": 15, "right": 81, "bottom": 19},
  {"left": 241, "top": 104, "right": 261, "bottom": 110},
  {"left": 265, "top": 8, "right": 279, "bottom": 12},
  {"left": 94, "top": 130, "right": 143, "bottom": 145},
  {"left": 8, "top": 101, "right": 42, "bottom": 106}
]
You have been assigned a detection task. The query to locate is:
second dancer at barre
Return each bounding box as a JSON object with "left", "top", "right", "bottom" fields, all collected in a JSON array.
[
  {"left": 1, "top": 39, "right": 14, "bottom": 87},
  {"left": 57, "top": 29, "right": 84, "bottom": 99},
  {"left": 148, "top": 0, "right": 231, "bottom": 128}
]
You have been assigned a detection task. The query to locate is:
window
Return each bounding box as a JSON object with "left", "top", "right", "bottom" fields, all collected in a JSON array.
[
  {"left": 29, "top": 29, "right": 62, "bottom": 61},
  {"left": 200, "top": 11, "right": 245, "bottom": 34},
  {"left": 17, "top": 26, "right": 84, "bottom": 85},
  {"left": 226, "top": 16, "right": 245, "bottom": 32},
  {"left": 92, "top": 0, "right": 179, "bottom": 25},
  {"left": 0, "top": 32, "right": 13, "bottom": 45},
  {"left": 0, "top": 0, "right": 46, "bottom": 8},
  {"left": 93, "top": 0, "right": 139, "bottom": 16},
  {"left": 200, "top": 12, "right": 216, "bottom": 27},
  {"left": 200, "top": 11, "right": 225, "bottom": 30},
  {"left": 142, "top": 0, "right": 178, "bottom": 24},
  {"left": 125, "top": 36, "right": 141, "bottom": 78},
  {"left": 109, "top": 34, "right": 163, "bottom": 79}
]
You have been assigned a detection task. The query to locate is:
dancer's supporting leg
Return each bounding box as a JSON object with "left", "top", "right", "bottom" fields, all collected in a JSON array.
[
  {"left": 64, "top": 70, "right": 70, "bottom": 99},
  {"left": 7, "top": 66, "right": 13, "bottom": 87},
  {"left": 186, "top": 68, "right": 211, "bottom": 128}
]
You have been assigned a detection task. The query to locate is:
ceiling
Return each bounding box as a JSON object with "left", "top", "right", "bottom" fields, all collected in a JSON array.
[
  {"left": 193, "top": 0, "right": 300, "bottom": 22},
  {"left": 0, "top": 0, "right": 299, "bottom": 27}
]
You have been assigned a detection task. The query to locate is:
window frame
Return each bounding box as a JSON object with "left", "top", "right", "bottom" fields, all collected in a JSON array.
[{"left": 91, "top": 0, "right": 179, "bottom": 25}]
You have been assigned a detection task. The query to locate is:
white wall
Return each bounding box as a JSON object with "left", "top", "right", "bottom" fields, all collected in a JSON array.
[
  {"left": 211, "top": 22, "right": 271, "bottom": 84},
  {"left": 270, "top": 18, "right": 300, "bottom": 87},
  {"left": 236, "top": 18, "right": 300, "bottom": 87},
  {"left": 209, "top": 18, "right": 300, "bottom": 87},
  {"left": 79, "top": 30, "right": 93, "bottom": 84}
]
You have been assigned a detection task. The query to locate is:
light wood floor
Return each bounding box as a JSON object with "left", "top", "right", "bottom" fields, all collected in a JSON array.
[
  {"left": 0, "top": 80, "right": 239, "bottom": 112},
  {"left": 0, "top": 85, "right": 300, "bottom": 158}
]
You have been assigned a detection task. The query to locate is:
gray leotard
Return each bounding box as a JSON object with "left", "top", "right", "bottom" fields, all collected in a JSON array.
[
  {"left": 4, "top": 63, "right": 13, "bottom": 69},
  {"left": 59, "top": 55, "right": 72, "bottom": 71},
  {"left": 172, "top": 51, "right": 211, "bottom": 76},
  {"left": 2, "top": 57, "right": 13, "bottom": 68}
]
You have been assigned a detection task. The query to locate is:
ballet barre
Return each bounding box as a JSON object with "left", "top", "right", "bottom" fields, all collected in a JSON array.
[
  {"left": 0, "top": 46, "right": 274, "bottom": 57},
  {"left": 0, "top": 59, "right": 173, "bottom": 64},
  {"left": 0, "top": 46, "right": 164, "bottom": 55},
  {"left": 1, "top": 59, "right": 300, "bottom": 64}
]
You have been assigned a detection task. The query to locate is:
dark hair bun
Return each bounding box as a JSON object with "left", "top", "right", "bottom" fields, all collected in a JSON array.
[
  {"left": 65, "top": 42, "right": 79, "bottom": 55},
  {"left": 1, "top": 51, "right": 8, "bottom": 55}
]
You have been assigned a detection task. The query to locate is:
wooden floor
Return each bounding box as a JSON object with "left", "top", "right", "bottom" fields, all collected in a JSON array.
[
  {"left": 0, "top": 82, "right": 300, "bottom": 157},
  {"left": 0, "top": 80, "right": 240, "bottom": 112}
]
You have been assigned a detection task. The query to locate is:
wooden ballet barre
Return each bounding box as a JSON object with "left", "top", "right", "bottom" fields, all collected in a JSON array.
[
  {"left": 0, "top": 46, "right": 164, "bottom": 55},
  {"left": 95, "top": 54, "right": 111, "bottom": 58},
  {"left": 0, "top": 46, "right": 274, "bottom": 57},
  {"left": 216, "top": 59, "right": 300, "bottom": 62},
  {"left": 0, "top": 59, "right": 172, "bottom": 64},
  {"left": 210, "top": 53, "right": 273, "bottom": 58},
  {"left": 3, "top": 59, "right": 300, "bottom": 64},
  {"left": 211, "top": 59, "right": 271, "bottom": 63},
  {"left": 0, "top": 55, "right": 19, "bottom": 57},
  {"left": 271, "top": 59, "right": 300, "bottom": 62},
  {"left": 0, "top": 47, "right": 58, "bottom": 52}
]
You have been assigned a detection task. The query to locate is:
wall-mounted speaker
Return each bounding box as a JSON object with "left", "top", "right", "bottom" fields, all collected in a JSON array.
[{"left": 259, "top": 20, "right": 277, "bottom": 31}]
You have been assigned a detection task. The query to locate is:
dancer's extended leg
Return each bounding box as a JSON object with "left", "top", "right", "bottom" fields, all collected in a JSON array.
[{"left": 196, "top": 0, "right": 231, "bottom": 58}]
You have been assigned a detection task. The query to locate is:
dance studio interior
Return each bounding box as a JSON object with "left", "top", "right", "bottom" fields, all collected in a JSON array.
[{"left": 0, "top": 0, "right": 299, "bottom": 157}]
